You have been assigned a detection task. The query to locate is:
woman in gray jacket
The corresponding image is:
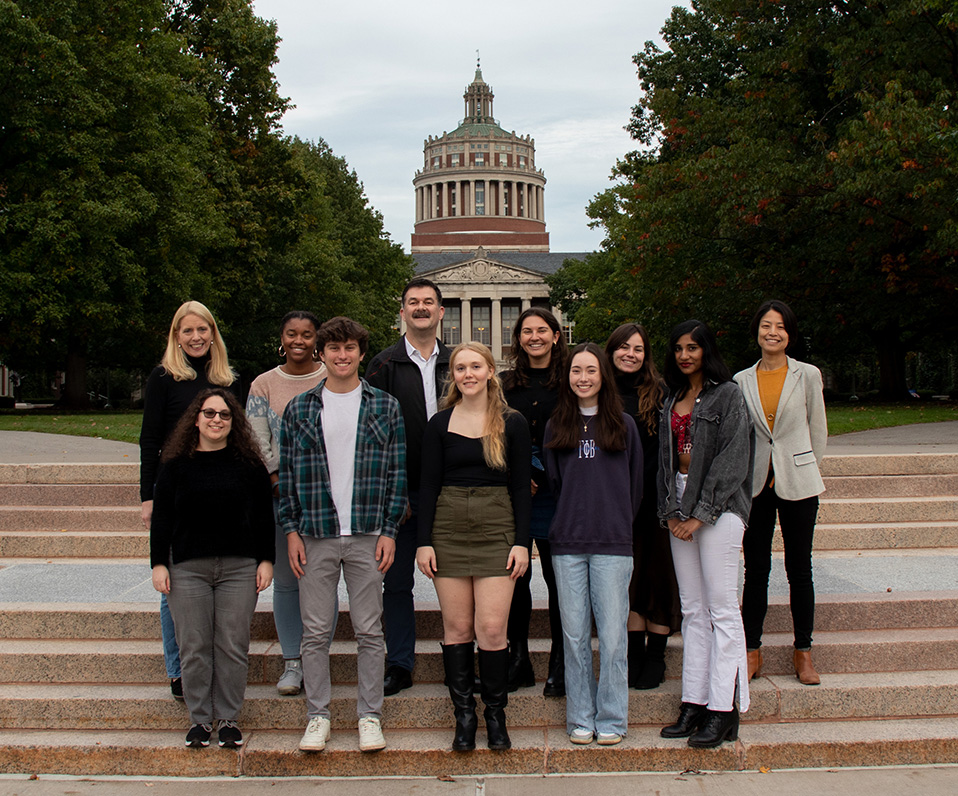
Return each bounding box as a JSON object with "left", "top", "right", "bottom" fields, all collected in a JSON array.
[
  {"left": 734, "top": 301, "right": 827, "bottom": 686},
  {"left": 658, "top": 320, "right": 754, "bottom": 749}
]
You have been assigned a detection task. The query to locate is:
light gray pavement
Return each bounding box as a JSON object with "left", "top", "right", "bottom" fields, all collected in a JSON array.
[{"left": 1, "top": 425, "right": 958, "bottom": 605}]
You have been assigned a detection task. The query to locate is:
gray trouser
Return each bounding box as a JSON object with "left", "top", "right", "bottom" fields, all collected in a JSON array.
[
  {"left": 167, "top": 556, "right": 259, "bottom": 725},
  {"left": 300, "top": 534, "right": 385, "bottom": 720}
]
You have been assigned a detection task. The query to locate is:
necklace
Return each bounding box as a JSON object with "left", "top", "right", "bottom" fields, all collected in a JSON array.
[{"left": 581, "top": 414, "right": 594, "bottom": 434}]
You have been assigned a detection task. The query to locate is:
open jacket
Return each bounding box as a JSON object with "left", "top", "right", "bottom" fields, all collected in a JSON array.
[
  {"left": 734, "top": 357, "right": 827, "bottom": 500},
  {"left": 657, "top": 380, "right": 755, "bottom": 527}
]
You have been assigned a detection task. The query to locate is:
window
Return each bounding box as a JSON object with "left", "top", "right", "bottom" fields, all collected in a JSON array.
[
  {"left": 432, "top": 156, "right": 440, "bottom": 168},
  {"left": 475, "top": 180, "right": 485, "bottom": 216},
  {"left": 501, "top": 304, "right": 520, "bottom": 358},
  {"left": 450, "top": 184, "right": 457, "bottom": 216},
  {"left": 563, "top": 323, "right": 574, "bottom": 345},
  {"left": 518, "top": 155, "right": 526, "bottom": 168},
  {"left": 472, "top": 304, "right": 491, "bottom": 346},
  {"left": 475, "top": 152, "right": 484, "bottom": 166},
  {"left": 451, "top": 153, "right": 460, "bottom": 167},
  {"left": 442, "top": 305, "right": 461, "bottom": 347}
]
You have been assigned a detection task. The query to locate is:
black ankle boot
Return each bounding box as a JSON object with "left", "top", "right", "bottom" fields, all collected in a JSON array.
[
  {"left": 442, "top": 642, "right": 477, "bottom": 751},
  {"left": 507, "top": 639, "right": 535, "bottom": 692},
  {"left": 627, "top": 630, "right": 645, "bottom": 688},
  {"left": 634, "top": 632, "right": 668, "bottom": 689},
  {"left": 660, "top": 701, "right": 708, "bottom": 738},
  {"left": 688, "top": 708, "right": 739, "bottom": 748},
  {"left": 478, "top": 647, "right": 511, "bottom": 750},
  {"left": 542, "top": 645, "right": 565, "bottom": 697}
]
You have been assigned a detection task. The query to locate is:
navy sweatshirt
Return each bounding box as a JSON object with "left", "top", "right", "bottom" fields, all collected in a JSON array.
[{"left": 543, "top": 412, "right": 643, "bottom": 556}]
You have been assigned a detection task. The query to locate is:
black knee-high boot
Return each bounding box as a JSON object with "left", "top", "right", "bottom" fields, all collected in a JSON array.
[
  {"left": 478, "top": 647, "right": 511, "bottom": 750},
  {"left": 442, "top": 642, "right": 477, "bottom": 751}
]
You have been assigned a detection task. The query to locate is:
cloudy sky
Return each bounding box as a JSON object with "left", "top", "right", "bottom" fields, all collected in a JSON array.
[{"left": 250, "top": 0, "right": 685, "bottom": 254}]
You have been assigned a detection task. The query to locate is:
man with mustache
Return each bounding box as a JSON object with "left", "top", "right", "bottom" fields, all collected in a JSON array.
[{"left": 366, "top": 277, "right": 452, "bottom": 695}]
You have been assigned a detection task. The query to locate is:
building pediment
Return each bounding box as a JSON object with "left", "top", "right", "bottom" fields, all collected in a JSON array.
[{"left": 421, "top": 254, "right": 547, "bottom": 286}]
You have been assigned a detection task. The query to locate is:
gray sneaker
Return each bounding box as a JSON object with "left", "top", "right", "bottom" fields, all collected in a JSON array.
[{"left": 277, "top": 658, "right": 303, "bottom": 695}]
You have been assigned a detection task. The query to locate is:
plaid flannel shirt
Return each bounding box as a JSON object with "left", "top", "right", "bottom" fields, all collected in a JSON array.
[{"left": 278, "top": 379, "right": 407, "bottom": 540}]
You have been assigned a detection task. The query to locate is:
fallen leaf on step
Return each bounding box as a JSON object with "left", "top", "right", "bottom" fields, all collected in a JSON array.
[{"left": 760, "top": 766, "right": 771, "bottom": 773}]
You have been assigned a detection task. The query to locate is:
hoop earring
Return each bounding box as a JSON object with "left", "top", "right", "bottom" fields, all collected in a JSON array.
[
  {"left": 312, "top": 347, "right": 321, "bottom": 362},
  {"left": 278, "top": 344, "right": 287, "bottom": 359}
]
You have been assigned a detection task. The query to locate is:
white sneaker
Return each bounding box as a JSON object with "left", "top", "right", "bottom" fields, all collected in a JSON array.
[
  {"left": 277, "top": 658, "right": 303, "bottom": 695},
  {"left": 597, "top": 732, "right": 623, "bottom": 746},
  {"left": 569, "top": 727, "right": 594, "bottom": 745},
  {"left": 358, "top": 716, "right": 385, "bottom": 752},
  {"left": 300, "top": 716, "right": 331, "bottom": 751}
]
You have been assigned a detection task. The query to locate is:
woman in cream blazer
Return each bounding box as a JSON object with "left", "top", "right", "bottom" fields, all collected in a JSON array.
[{"left": 734, "top": 300, "right": 827, "bottom": 686}]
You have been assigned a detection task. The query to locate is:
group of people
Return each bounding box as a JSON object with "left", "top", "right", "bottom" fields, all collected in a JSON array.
[{"left": 143, "top": 283, "right": 827, "bottom": 753}]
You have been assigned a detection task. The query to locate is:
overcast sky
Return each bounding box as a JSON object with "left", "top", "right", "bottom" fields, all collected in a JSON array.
[{"left": 251, "top": 0, "right": 685, "bottom": 254}]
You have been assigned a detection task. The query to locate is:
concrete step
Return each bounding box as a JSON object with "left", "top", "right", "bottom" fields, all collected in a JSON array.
[
  {"left": 796, "top": 521, "right": 958, "bottom": 550},
  {"left": 822, "top": 473, "right": 958, "bottom": 498},
  {"left": 1, "top": 666, "right": 956, "bottom": 732},
  {"left": 0, "top": 506, "right": 141, "bottom": 532},
  {"left": 0, "top": 531, "right": 147, "bottom": 558},
  {"left": 817, "top": 496, "right": 958, "bottom": 524},
  {"left": 819, "top": 452, "right": 958, "bottom": 477},
  {"left": 0, "top": 483, "right": 139, "bottom": 506},
  {"left": 2, "top": 592, "right": 955, "bottom": 641},
  {"left": 2, "top": 717, "right": 958, "bottom": 776},
  {"left": 0, "top": 464, "right": 138, "bottom": 485}
]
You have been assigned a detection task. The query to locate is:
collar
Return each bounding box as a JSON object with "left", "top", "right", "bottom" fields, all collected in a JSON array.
[{"left": 404, "top": 335, "right": 439, "bottom": 364}]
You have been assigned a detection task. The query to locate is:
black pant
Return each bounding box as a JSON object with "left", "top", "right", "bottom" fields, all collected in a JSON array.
[
  {"left": 742, "top": 482, "right": 819, "bottom": 650},
  {"left": 508, "top": 538, "right": 562, "bottom": 648}
]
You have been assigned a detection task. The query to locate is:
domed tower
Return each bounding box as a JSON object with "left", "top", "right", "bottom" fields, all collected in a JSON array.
[{"left": 411, "top": 65, "right": 549, "bottom": 253}]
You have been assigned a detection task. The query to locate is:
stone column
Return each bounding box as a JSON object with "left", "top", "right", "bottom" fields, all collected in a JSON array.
[
  {"left": 443, "top": 183, "right": 450, "bottom": 217},
  {"left": 498, "top": 181, "right": 505, "bottom": 217},
  {"left": 491, "top": 298, "right": 502, "bottom": 358},
  {"left": 461, "top": 298, "right": 472, "bottom": 341},
  {"left": 538, "top": 186, "right": 545, "bottom": 222},
  {"left": 415, "top": 187, "right": 422, "bottom": 223},
  {"left": 468, "top": 181, "right": 475, "bottom": 216},
  {"left": 521, "top": 297, "right": 531, "bottom": 312}
]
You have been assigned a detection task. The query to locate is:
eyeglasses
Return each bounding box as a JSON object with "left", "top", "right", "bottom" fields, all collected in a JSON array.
[{"left": 199, "top": 408, "right": 232, "bottom": 420}]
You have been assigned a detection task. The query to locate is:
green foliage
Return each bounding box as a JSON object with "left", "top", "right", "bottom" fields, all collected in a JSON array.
[{"left": 550, "top": 0, "right": 958, "bottom": 392}]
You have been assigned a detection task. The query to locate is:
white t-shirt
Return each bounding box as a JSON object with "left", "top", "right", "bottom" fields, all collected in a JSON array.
[{"left": 321, "top": 384, "right": 362, "bottom": 536}]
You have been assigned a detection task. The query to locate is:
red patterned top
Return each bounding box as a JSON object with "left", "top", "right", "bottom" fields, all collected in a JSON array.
[{"left": 671, "top": 411, "right": 692, "bottom": 456}]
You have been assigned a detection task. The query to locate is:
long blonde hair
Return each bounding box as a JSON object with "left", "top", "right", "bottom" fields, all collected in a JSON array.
[
  {"left": 442, "top": 342, "right": 514, "bottom": 470},
  {"left": 160, "top": 301, "right": 235, "bottom": 385}
]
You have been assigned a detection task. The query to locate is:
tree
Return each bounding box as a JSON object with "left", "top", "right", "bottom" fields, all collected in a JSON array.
[{"left": 550, "top": 0, "right": 958, "bottom": 395}]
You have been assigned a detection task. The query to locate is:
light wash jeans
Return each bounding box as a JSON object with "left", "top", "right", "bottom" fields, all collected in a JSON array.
[
  {"left": 553, "top": 553, "right": 633, "bottom": 737},
  {"left": 669, "top": 472, "right": 750, "bottom": 712}
]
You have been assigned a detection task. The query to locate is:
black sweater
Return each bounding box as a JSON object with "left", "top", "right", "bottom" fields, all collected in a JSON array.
[
  {"left": 418, "top": 409, "right": 532, "bottom": 547},
  {"left": 150, "top": 448, "right": 275, "bottom": 568},
  {"left": 139, "top": 353, "right": 237, "bottom": 501}
]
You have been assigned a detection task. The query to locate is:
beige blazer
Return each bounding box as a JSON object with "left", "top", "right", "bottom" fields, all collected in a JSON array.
[{"left": 734, "top": 357, "right": 827, "bottom": 500}]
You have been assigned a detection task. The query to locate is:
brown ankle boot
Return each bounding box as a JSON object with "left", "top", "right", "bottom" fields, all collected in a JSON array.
[
  {"left": 747, "top": 649, "right": 763, "bottom": 681},
  {"left": 793, "top": 649, "right": 821, "bottom": 685}
]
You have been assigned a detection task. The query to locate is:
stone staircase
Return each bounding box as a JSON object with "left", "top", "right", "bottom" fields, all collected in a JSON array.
[{"left": 0, "top": 454, "right": 956, "bottom": 776}]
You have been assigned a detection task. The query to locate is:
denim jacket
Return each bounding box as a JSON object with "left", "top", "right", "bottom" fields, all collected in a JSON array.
[{"left": 657, "top": 380, "right": 755, "bottom": 527}]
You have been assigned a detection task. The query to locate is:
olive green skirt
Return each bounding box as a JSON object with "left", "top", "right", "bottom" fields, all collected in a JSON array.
[{"left": 432, "top": 486, "right": 516, "bottom": 578}]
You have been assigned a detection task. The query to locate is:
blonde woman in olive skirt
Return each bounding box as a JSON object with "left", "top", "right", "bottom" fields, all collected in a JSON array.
[{"left": 417, "top": 342, "right": 531, "bottom": 752}]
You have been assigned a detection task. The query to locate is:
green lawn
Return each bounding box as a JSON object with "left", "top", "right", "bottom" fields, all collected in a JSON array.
[{"left": 0, "top": 402, "right": 955, "bottom": 444}]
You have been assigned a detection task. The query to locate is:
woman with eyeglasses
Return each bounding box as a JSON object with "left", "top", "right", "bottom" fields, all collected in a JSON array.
[
  {"left": 247, "top": 311, "right": 326, "bottom": 696},
  {"left": 139, "top": 301, "right": 238, "bottom": 702},
  {"left": 151, "top": 389, "right": 274, "bottom": 749}
]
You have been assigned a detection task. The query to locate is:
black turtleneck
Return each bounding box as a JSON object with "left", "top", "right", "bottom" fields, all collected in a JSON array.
[{"left": 139, "top": 353, "right": 237, "bottom": 501}]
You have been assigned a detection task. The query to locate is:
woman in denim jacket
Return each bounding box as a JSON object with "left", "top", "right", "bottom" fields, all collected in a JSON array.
[{"left": 657, "top": 320, "right": 754, "bottom": 749}]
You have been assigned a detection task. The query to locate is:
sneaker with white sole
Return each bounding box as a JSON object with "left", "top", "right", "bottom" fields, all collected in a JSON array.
[
  {"left": 218, "top": 719, "right": 243, "bottom": 748},
  {"left": 185, "top": 723, "right": 212, "bottom": 748},
  {"left": 358, "top": 716, "right": 385, "bottom": 752},
  {"left": 277, "top": 658, "right": 303, "bottom": 696},
  {"left": 596, "top": 732, "right": 622, "bottom": 746},
  {"left": 300, "top": 716, "right": 331, "bottom": 751},
  {"left": 569, "top": 727, "right": 594, "bottom": 745}
]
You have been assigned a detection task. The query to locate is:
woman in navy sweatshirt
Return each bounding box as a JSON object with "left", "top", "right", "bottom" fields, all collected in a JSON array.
[{"left": 544, "top": 343, "right": 643, "bottom": 746}]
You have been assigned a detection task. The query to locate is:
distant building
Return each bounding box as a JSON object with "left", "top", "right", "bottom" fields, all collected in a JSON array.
[{"left": 409, "top": 65, "right": 587, "bottom": 363}]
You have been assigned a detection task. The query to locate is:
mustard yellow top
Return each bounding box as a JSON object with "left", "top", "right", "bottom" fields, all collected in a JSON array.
[{"left": 756, "top": 364, "right": 788, "bottom": 433}]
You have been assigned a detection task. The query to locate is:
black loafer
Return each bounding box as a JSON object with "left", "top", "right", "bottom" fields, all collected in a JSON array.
[{"left": 383, "top": 665, "right": 413, "bottom": 696}]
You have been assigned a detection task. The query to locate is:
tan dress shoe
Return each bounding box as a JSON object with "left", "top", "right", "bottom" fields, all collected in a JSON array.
[
  {"left": 746, "top": 649, "right": 763, "bottom": 681},
  {"left": 793, "top": 649, "right": 821, "bottom": 685}
]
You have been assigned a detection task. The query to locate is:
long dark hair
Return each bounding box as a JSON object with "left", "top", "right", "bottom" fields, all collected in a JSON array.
[
  {"left": 604, "top": 322, "right": 664, "bottom": 435},
  {"left": 161, "top": 389, "right": 262, "bottom": 466},
  {"left": 546, "top": 343, "right": 627, "bottom": 452},
  {"left": 501, "top": 308, "right": 569, "bottom": 391},
  {"left": 663, "top": 320, "right": 733, "bottom": 399}
]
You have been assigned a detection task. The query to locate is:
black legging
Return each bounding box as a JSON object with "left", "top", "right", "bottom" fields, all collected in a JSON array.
[{"left": 742, "top": 482, "right": 820, "bottom": 650}]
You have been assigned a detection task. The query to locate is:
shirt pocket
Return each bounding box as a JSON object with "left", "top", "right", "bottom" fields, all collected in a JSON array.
[
  {"left": 365, "top": 414, "right": 391, "bottom": 447},
  {"left": 793, "top": 450, "right": 816, "bottom": 467},
  {"left": 294, "top": 419, "right": 323, "bottom": 450}
]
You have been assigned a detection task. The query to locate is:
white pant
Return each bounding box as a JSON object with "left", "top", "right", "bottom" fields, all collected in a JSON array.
[{"left": 669, "top": 473, "right": 749, "bottom": 712}]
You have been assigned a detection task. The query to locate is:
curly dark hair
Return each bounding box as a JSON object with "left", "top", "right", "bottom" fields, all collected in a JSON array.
[
  {"left": 160, "top": 389, "right": 263, "bottom": 466},
  {"left": 501, "top": 308, "right": 569, "bottom": 392}
]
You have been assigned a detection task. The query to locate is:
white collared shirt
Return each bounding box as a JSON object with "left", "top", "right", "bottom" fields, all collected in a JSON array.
[{"left": 404, "top": 336, "right": 439, "bottom": 419}]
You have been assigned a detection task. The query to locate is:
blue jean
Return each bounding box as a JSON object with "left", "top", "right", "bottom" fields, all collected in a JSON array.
[
  {"left": 553, "top": 554, "right": 633, "bottom": 737},
  {"left": 383, "top": 490, "right": 419, "bottom": 673},
  {"left": 160, "top": 593, "right": 181, "bottom": 679},
  {"left": 272, "top": 499, "right": 303, "bottom": 659}
]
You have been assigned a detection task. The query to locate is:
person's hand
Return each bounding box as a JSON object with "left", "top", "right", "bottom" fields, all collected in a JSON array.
[
  {"left": 668, "top": 517, "right": 703, "bottom": 541},
  {"left": 507, "top": 545, "right": 530, "bottom": 580},
  {"left": 256, "top": 561, "right": 274, "bottom": 592},
  {"left": 417, "top": 546, "right": 437, "bottom": 580},
  {"left": 530, "top": 479, "right": 538, "bottom": 497},
  {"left": 141, "top": 500, "right": 153, "bottom": 530},
  {"left": 151, "top": 564, "right": 170, "bottom": 594},
  {"left": 287, "top": 533, "right": 307, "bottom": 578},
  {"left": 270, "top": 473, "right": 280, "bottom": 498},
  {"left": 376, "top": 535, "right": 397, "bottom": 573}
]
